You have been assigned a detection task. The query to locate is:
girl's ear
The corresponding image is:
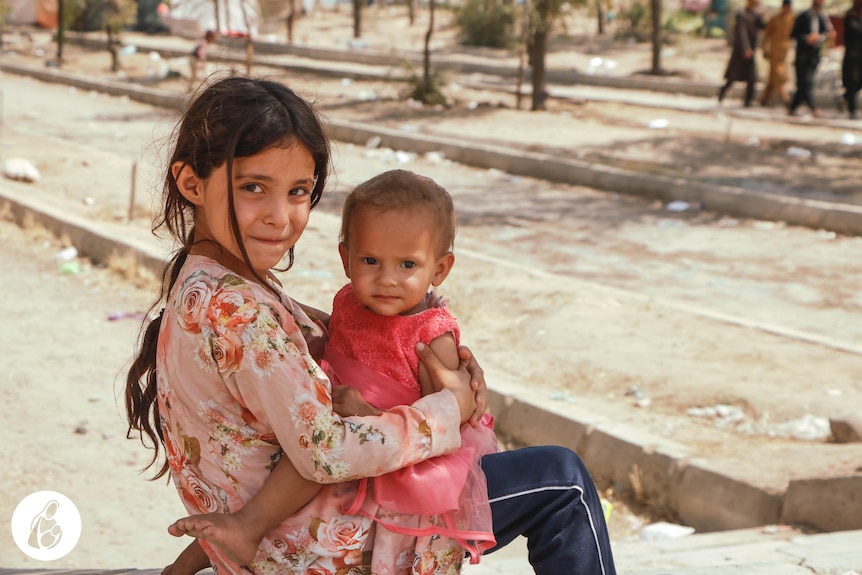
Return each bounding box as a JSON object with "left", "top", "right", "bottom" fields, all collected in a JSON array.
[
  {"left": 172, "top": 161, "right": 204, "bottom": 206},
  {"left": 338, "top": 242, "right": 351, "bottom": 279},
  {"left": 431, "top": 252, "right": 455, "bottom": 287}
]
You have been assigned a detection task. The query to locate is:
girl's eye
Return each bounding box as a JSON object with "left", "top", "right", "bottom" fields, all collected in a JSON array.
[
  {"left": 241, "top": 183, "right": 264, "bottom": 194},
  {"left": 402, "top": 261, "right": 416, "bottom": 269},
  {"left": 290, "top": 187, "right": 311, "bottom": 197},
  {"left": 362, "top": 257, "right": 378, "bottom": 265}
]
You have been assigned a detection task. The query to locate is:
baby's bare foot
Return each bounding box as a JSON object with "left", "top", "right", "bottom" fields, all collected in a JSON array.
[{"left": 168, "top": 514, "right": 261, "bottom": 566}]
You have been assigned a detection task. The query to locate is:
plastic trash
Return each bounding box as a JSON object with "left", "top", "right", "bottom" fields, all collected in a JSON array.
[
  {"left": 839, "top": 133, "right": 858, "bottom": 146},
  {"left": 365, "top": 136, "right": 382, "bottom": 149},
  {"left": 666, "top": 200, "right": 691, "bottom": 212},
  {"left": 55, "top": 246, "right": 78, "bottom": 262},
  {"left": 639, "top": 522, "right": 695, "bottom": 541},
  {"left": 746, "top": 136, "right": 760, "bottom": 147},
  {"left": 59, "top": 261, "right": 81, "bottom": 275},
  {"left": 648, "top": 118, "right": 669, "bottom": 129},
  {"left": 786, "top": 146, "right": 812, "bottom": 158},
  {"left": 119, "top": 44, "right": 137, "bottom": 56},
  {"left": 341, "top": 78, "right": 353, "bottom": 87},
  {"left": 4, "top": 158, "right": 41, "bottom": 183}
]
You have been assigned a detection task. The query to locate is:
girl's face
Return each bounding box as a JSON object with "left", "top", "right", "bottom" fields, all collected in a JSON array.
[
  {"left": 175, "top": 141, "right": 317, "bottom": 276},
  {"left": 338, "top": 206, "right": 454, "bottom": 316}
]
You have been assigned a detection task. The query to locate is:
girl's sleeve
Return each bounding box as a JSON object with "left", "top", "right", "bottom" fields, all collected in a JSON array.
[{"left": 214, "top": 291, "right": 463, "bottom": 484}]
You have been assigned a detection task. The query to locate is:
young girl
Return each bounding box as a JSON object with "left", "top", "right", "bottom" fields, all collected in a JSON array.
[
  {"left": 125, "top": 76, "right": 482, "bottom": 575},
  {"left": 169, "top": 170, "right": 499, "bottom": 573},
  {"left": 325, "top": 169, "right": 498, "bottom": 565},
  {"left": 127, "top": 75, "right": 616, "bottom": 575}
]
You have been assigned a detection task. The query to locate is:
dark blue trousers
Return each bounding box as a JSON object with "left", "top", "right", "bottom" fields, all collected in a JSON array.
[{"left": 482, "top": 446, "right": 617, "bottom": 575}]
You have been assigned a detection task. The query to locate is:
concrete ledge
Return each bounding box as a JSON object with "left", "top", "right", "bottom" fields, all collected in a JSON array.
[
  {"left": 782, "top": 474, "right": 862, "bottom": 531},
  {"left": 677, "top": 464, "right": 783, "bottom": 531}
]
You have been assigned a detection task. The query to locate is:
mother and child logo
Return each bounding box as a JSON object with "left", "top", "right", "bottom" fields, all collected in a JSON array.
[{"left": 11, "top": 491, "right": 82, "bottom": 560}]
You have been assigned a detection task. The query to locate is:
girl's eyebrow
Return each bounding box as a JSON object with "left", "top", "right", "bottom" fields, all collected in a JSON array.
[{"left": 234, "top": 173, "right": 316, "bottom": 186}]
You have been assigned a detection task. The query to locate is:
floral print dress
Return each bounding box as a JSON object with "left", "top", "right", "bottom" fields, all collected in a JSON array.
[{"left": 156, "top": 256, "right": 463, "bottom": 575}]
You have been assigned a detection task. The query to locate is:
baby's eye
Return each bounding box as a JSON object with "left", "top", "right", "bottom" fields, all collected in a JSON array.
[
  {"left": 241, "top": 183, "right": 264, "bottom": 194},
  {"left": 362, "top": 257, "right": 378, "bottom": 265},
  {"left": 401, "top": 261, "right": 416, "bottom": 269}
]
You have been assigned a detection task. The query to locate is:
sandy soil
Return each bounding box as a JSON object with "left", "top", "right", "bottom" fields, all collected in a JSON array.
[{"left": 2, "top": 6, "right": 862, "bottom": 570}]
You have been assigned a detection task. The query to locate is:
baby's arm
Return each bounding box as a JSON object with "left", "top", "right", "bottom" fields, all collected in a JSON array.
[
  {"left": 168, "top": 455, "right": 321, "bottom": 570},
  {"left": 418, "top": 332, "right": 460, "bottom": 397}
]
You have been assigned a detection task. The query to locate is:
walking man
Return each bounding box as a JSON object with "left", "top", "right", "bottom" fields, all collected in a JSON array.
[
  {"left": 760, "top": 0, "right": 795, "bottom": 106},
  {"left": 718, "top": 0, "right": 766, "bottom": 107},
  {"left": 843, "top": 0, "right": 862, "bottom": 118},
  {"left": 788, "top": 0, "right": 835, "bottom": 116}
]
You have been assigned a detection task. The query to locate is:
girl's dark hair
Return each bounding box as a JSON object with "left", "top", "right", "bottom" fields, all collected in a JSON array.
[{"left": 125, "top": 76, "right": 330, "bottom": 478}]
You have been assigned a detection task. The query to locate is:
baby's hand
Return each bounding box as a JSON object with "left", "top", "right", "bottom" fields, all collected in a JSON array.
[{"left": 332, "top": 386, "right": 381, "bottom": 417}]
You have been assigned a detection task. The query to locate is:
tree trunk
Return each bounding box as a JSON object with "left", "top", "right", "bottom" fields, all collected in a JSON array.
[
  {"left": 408, "top": 0, "right": 416, "bottom": 26},
  {"left": 213, "top": 0, "right": 221, "bottom": 32},
  {"left": 530, "top": 0, "right": 550, "bottom": 111},
  {"left": 286, "top": 0, "right": 297, "bottom": 44},
  {"left": 353, "top": 0, "right": 362, "bottom": 38},
  {"left": 423, "top": 0, "right": 435, "bottom": 90},
  {"left": 56, "top": 0, "right": 64, "bottom": 65},
  {"left": 597, "top": 0, "right": 605, "bottom": 35},
  {"left": 515, "top": 0, "right": 531, "bottom": 109},
  {"left": 107, "top": 28, "right": 120, "bottom": 72},
  {"left": 650, "top": 0, "right": 662, "bottom": 74}
]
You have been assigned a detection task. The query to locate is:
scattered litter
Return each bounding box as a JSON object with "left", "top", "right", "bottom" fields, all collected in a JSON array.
[
  {"left": 341, "top": 78, "right": 353, "bottom": 87},
  {"left": 357, "top": 90, "right": 378, "bottom": 101},
  {"left": 59, "top": 261, "right": 81, "bottom": 275},
  {"left": 365, "top": 136, "right": 382, "bottom": 149},
  {"left": 647, "top": 118, "right": 669, "bottom": 130},
  {"left": 55, "top": 246, "right": 79, "bottom": 262},
  {"left": 625, "top": 386, "right": 647, "bottom": 400},
  {"left": 839, "top": 133, "right": 857, "bottom": 146},
  {"left": 816, "top": 229, "right": 837, "bottom": 241},
  {"left": 786, "top": 146, "right": 812, "bottom": 158},
  {"left": 399, "top": 124, "right": 419, "bottom": 133},
  {"left": 666, "top": 200, "right": 700, "bottom": 212},
  {"left": 347, "top": 39, "right": 368, "bottom": 50},
  {"left": 74, "top": 424, "right": 88, "bottom": 435},
  {"left": 394, "top": 151, "right": 415, "bottom": 164},
  {"left": 772, "top": 414, "right": 830, "bottom": 441},
  {"left": 639, "top": 521, "right": 695, "bottom": 541},
  {"left": 825, "top": 388, "right": 842, "bottom": 396},
  {"left": 586, "top": 57, "right": 617, "bottom": 75},
  {"left": 657, "top": 218, "right": 688, "bottom": 228},
  {"left": 600, "top": 498, "right": 613, "bottom": 522},
  {"left": 108, "top": 311, "right": 147, "bottom": 321},
  {"left": 548, "top": 392, "right": 576, "bottom": 404},
  {"left": 746, "top": 136, "right": 760, "bottom": 147},
  {"left": 753, "top": 220, "right": 784, "bottom": 230},
  {"left": 83, "top": 196, "right": 96, "bottom": 206},
  {"left": 119, "top": 44, "right": 137, "bottom": 56},
  {"left": 4, "top": 158, "right": 41, "bottom": 183},
  {"left": 424, "top": 151, "right": 445, "bottom": 164},
  {"left": 467, "top": 101, "right": 478, "bottom": 110},
  {"left": 718, "top": 218, "right": 740, "bottom": 227}
]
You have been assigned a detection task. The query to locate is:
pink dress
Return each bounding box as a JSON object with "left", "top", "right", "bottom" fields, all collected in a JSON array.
[
  {"left": 157, "top": 256, "right": 469, "bottom": 575},
  {"left": 324, "top": 285, "right": 498, "bottom": 563}
]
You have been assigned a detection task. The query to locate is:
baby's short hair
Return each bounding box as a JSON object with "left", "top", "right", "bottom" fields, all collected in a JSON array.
[{"left": 340, "top": 170, "right": 456, "bottom": 255}]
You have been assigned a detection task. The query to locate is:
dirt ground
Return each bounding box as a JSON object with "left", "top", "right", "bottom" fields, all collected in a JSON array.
[{"left": 2, "top": 6, "right": 862, "bottom": 570}]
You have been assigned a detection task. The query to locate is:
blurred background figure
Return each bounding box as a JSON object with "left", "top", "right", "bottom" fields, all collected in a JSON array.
[
  {"left": 842, "top": 0, "right": 862, "bottom": 118},
  {"left": 760, "top": 0, "right": 795, "bottom": 106},
  {"left": 718, "top": 0, "right": 766, "bottom": 107},
  {"left": 189, "top": 29, "right": 216, "bottom": 90},
  {"left": 789, "top": 0, "right": 835, "bottom": 116}
]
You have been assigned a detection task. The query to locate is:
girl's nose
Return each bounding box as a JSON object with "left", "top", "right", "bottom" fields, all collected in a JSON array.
[{"left": 263, "top": 197, "right": 291, "bottom": 227}]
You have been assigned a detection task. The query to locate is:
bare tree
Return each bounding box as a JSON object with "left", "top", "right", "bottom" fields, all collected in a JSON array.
[
  {"left": 528, "top": 0, "right": 552, "bottom": 110},
  {"left": 650, "top": 0, "right": 663, "bottom": 74},
  {"left": 105, "top": 0, "right": 137, "bottom": 72},
  {"left": 353, "top": 0, "right": 363, "bottom": 37},
  {"left": 596, "top": 0, "right": 605, "bottom": 34},
  {"left": 407, "top": 0, "right": 416, "bottom": 26},
  {"left": 286, "top": 0, "right": 298, "bottom": 44}
]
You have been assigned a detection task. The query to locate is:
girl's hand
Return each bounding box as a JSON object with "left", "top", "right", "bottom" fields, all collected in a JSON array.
[
  {"left": 458, "top": 345, "right": 488, "bottom": 427},
  {"left": 332, "top": 386, "right": 382, "bottom": 417},
  {"left": 416, "top": 342, "right": 478, "bottom": 425}
]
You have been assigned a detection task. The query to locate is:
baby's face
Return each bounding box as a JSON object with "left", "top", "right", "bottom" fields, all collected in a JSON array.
[{"left": 339, "top": 206, "right": 449, "bottom": 316}]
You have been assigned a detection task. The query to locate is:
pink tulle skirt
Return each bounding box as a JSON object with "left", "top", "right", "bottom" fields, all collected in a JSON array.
[{"left": 322, "top": 347, "right": 497, "bottom": 562}]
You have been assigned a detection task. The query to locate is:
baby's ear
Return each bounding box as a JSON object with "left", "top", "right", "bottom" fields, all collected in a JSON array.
[
  {"left": 338, "top": 242, "right": 351, "bottom": 279},
  {"left": 172, "top": 162, "right": 204, "bottom": 206},
  {"left": 431, "top": 252, "right": 455, "bottom": 287}
]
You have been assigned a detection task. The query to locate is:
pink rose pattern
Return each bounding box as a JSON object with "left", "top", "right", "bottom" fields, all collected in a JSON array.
[{"left": 159, "top": 265, "right": 463, "bottom": 575}]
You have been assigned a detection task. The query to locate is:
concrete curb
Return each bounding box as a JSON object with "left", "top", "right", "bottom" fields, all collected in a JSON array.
[{"left": 3, "top": 61, "right": 861, "bottom": 236}]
